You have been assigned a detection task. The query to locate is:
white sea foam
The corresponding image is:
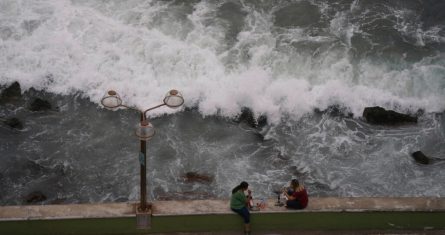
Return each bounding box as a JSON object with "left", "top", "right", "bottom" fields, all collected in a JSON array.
[{"left": 1, "top": 0, "right": 444, "bottom": 124}]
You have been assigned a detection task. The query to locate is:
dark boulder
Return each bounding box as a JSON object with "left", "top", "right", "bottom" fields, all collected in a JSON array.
[
  {"left": 183, "top": 172, "right": 213, "bottom": 184},
  {"left": 235, "top": 107, "right": 256, "bottom": 128},
  {"left": 363, "top": 106, "right": 417, "bottom": 125},
  {"left": 29, "top": 98, "right": 52, "bottom": 111},
  {"left": 24, "top": 191, "right": 47, "bottom": 203},
  {"left": 411, "top": 151, "right": 431, "bottom": 165},
  {"left": 235, "top": 107, "right": 268, "bottom": 128},
  {"left": 3, "top": 117, "right": 23, "bottom": 129},
  {"left": 184, "top": 106, "right": 199, "bottom": 112},
  {"left": 257, "top": 115, "right": 268, "bottom": 128},
  {"left": 0, "top": 81, "right": 22, "bottom": 102},
  {"left": 315, "top": 105, "right": 354, "bottom": 118}
]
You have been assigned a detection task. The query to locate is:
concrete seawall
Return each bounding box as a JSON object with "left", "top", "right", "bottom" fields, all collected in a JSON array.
[{"left": 1, "top": 197, "right": 445, "bottom": 234}]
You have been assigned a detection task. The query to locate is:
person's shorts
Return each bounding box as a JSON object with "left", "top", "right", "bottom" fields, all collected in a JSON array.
[
  {"left": 231, "top": 207, "right": 250, "bottom": 223},
  {"left": 286, "top": 200, "right": 303, "bottom": 209}
]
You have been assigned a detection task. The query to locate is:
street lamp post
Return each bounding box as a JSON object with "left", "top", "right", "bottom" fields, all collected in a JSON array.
[{"left": 101, "top": 89, "right": 184, "bottom": 214}]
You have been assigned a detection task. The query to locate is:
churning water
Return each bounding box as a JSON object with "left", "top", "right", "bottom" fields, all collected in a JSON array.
[{"left": 1, "top": 0, "right": 445, "bottom": 205}]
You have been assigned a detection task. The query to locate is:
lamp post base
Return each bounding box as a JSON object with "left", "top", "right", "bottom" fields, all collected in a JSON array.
[
  {"left": 136, "top": 203, "right": 152, "bottom": 229},
  {"left": 137, "top": 203, "right": 152, "bottom": 213}
]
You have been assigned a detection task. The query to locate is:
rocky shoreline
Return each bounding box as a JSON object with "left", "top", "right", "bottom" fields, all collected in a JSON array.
[{"left": 1, "top": 82, "right": 444, "bottom": 205}]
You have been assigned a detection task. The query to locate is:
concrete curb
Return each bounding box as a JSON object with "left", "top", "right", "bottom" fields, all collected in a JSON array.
[
  {"left": 2, "top": 197, "right": 445, "bottom": 221},
  {"left": 1, "top": 197, "right": 445, "bottom": 234}
]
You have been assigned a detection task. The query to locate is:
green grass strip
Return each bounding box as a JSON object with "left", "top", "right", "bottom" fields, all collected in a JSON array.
[{"left": 1, "top": 212, "right": 445, "bottom": 235}]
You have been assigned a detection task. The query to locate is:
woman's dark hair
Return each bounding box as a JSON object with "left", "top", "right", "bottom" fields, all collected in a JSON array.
[
  {"left": 291, "top": 179, "right": 299, "bottom": 189},
  {"left": 232, "top": 181, "right": 249, "bottom": 194}
]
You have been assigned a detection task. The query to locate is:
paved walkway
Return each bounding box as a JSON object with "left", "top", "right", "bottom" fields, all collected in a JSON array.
[
  {"left": 1, "top": 197, "right": 444, "bottom": 235},
  {"left": 151, "top": 231, "right": 445, "bottom": 235}
]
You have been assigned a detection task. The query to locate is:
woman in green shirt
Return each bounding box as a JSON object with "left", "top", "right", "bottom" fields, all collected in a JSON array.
[{"left": 230, "top": 181, "right": 251, "bottom": 235}]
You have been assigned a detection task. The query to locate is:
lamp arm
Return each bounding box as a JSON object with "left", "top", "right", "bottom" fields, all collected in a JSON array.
[
  {"left": 143, "top": 103, "right": 166, "bottom": 117},
  {"left": 119, "top": 104, "right": 143, "bottom": 113},
  {"left": 112, "top": 103, "right": 166, "bottom": 120}
]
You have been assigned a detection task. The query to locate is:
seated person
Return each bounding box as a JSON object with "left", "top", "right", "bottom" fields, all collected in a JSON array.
[
  {"left": 230, "top": 181, "right": 251, "bottom": 235},
  {"left": 282, "top": 179, "right": 308, "bottom": 209}
]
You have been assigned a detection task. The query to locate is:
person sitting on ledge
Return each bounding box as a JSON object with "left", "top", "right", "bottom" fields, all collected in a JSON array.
[
  {"left": 282, "top": 179, "right": 308, "bottom": 209},
  {"left": 230, "top": 181, "right": 251, "bottom": 235}
]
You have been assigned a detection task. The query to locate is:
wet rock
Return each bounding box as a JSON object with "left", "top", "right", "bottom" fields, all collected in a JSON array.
[
  {"left": 0, "top": 81, "right": 21, "bottom": 102},
  {"left": 257, "top": 115, "right": 268, "bottom": 128},
  {"left": 3, "top": 117, "right": 23, "bottom": 129},
  {"left": 363, "top": 106, "right": 417, "bottom": 125},
  {"left": 235, "top": 108, "right": 256, "bottom": 127},
  {"left": 24, "top": 191, "right": 47, "bottom": 203},
  {"left": 314, "top": 105, "right": 354, "bottom": 118},
  {"left": 29, "top": 98, "right": 52, "bottom": 111},
  {"left": 235, "top": 107, "right": 268, "bottom": 128},
  {"left": 184, "top": 106, "right": 199, "bottom": 112},
  {"left": 326, "top": 105, "right": 353, "bottom": 118},
  {"left": 411, "top": 151, "right": 431, "bottom": 165},
  {"left": 183, "top": 172, "right": 213, "bottom": 184}
]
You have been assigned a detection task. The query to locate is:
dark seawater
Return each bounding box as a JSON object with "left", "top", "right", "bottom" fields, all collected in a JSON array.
[{"left": 1, "top": 0, "right": 445, "bottom": 205}]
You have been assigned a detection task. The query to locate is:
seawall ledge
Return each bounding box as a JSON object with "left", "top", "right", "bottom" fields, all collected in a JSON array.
[{"left": 1, "top": 197, "right": 445, "bottom": 221}]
